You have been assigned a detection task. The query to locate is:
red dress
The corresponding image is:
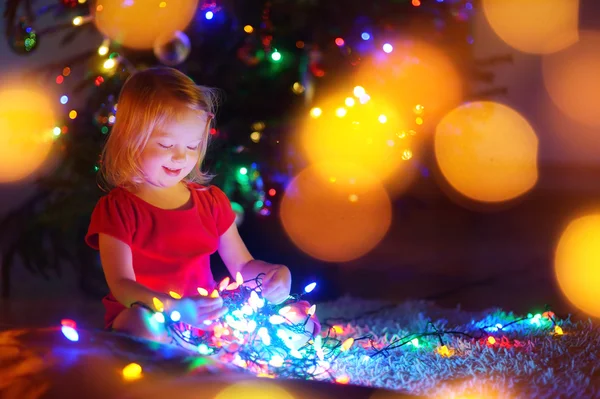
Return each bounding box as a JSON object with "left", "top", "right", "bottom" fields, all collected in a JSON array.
[{"left": 85, "top": 183, "right": 236, "bottom": 329}]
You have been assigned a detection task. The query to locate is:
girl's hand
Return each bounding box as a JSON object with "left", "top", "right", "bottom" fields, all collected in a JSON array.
[
  {"left": 261, "top": 265, "right": 292, "bottom": 304},
  {"left": 166, "top": 296, "right": 227, "bottom": 328}
]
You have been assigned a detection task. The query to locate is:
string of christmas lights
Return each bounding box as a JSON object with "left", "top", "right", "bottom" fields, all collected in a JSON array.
[{"left": 58, "top": 274, "right": 566, "bottom": 384}]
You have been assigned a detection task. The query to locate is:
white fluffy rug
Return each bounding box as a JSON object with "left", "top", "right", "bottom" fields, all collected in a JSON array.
[{"left": 317, "top": 296, "right": 600, "bottom": 399}]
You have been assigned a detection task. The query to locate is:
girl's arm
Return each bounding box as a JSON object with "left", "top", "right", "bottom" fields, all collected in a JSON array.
[
  {"left": 99, "top": 234, "right": 225, "bottom": 324},
  {"left": 99, "top": 233, "right": 171, "bottom": 311},
  {"left": 218, "top": 223, "right": 291, "bottom": 303}
]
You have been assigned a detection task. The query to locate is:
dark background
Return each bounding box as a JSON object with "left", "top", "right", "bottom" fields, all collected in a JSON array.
[{"left": 1, "top": 0, "right": 600, "bottom": 329}]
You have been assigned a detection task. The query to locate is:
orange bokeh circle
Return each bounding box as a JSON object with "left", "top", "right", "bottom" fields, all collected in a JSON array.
[
  {"left": 482, "top": 0, "right": 579, "bottom": 54},
  {"left": 542, "top": 30, "right": 600, "bottom": 128},
  {"left": 280, "top": 163, "right": 392, "bottom": 263},
  {"left": 0, "top": 85, "right": 56, "bottom": 183},
  {"left": 435, "top": 101, "right": 538, "bottom": 203},
  {"left": 555, "top": 213, "right": 600, "bottom": 318},
  {"left": 355, "top": 39, "right": 462, "bottom": 122},
  {"left": 93, "top": 0, "right": 199, "bottom": 50}
]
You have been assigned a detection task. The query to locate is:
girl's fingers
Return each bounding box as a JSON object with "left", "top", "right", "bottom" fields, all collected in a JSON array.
[
  {"left": 262, "top": 280, "right": 282, "bottom": 296},
  {"left": 265, "top": 287, "right": 287, "bottom": 304},
  {"left": 199, "top": 306, "right": 228, "bottom": 322},
  {"left": 195, "top": 297, "right": 223, "bottom": 310}
]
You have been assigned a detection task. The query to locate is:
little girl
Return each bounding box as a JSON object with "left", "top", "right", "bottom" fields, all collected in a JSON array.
[{"left": 85, "top": 67, "right": 292, "bottom": 343}]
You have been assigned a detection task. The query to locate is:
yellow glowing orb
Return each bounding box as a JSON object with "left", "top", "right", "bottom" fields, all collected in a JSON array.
[
  {"left": 215, "top": 381, "right": 294, "bottom": 399},
  {"left": 93, "top": 0, "right": 199, "bottom": 50},
  {"left": 299, "top": 89, "right": 419, "bottom": 188},
  {"left": 542, "top": 30, "right": 600, "bottom": 128},
  {"left": 483, "top": 0, "right": 579, "bottom": 54},
  {"left": 280, "top": 163, "right": 391, "bottom": 262},
  {"left": 434, "top": 101, "right": 538, "bottom": 203},
  {"left": 0, "top": 86, "right": 56, "bottom": 183},
  {"left": 555, "top": 214, "right": 600, "bottom": 318}
]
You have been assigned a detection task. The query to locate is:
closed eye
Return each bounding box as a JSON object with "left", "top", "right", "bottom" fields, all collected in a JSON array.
[
  {"left": 188, "top": 145, "right": 199, "bottom": 150},
  {"left": 158, "top": 143, "right": 172, "bottom": 149}
]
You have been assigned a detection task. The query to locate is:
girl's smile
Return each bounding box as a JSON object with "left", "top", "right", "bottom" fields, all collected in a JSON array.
[{"left": 163, "top": 166, "right": 183, "bottom": 177}]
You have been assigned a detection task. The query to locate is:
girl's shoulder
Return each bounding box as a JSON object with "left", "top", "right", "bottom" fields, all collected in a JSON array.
[
  {"left": 186, "top": 182, "right": 210, "bottom": 192},
  {"left": 187, "top": 182, "right": 235, "bottom": 234},
  {"left": 187, "top": 182, "right": 227, "bottom": 198},
  {"left": 187, "top": 182, "right": 231, "bottom": 207},
  {"left": 103, "top": 186, "right": 136, "bottom": 202},
  {"left": 94, "top": 186, "right": 138, "bottom": 212}
]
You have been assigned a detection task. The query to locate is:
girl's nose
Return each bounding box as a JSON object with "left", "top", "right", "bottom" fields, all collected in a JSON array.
[{"left": 172, "top": 148, "right": 186, "bottom": 163}]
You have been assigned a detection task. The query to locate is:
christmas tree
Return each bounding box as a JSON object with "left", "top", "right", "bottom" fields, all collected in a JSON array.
[{"left": 1, "top": 0, "right": 508, "bottom": 298}]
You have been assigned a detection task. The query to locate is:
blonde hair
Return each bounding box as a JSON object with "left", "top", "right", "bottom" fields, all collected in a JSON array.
[{"left": 99, "top": 67, "right": 219, "bottom": 190}]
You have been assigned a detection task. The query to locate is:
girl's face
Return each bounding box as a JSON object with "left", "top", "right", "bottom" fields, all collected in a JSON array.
[{"left": 138, "top": 110, "right": 209, "bottom": 189}]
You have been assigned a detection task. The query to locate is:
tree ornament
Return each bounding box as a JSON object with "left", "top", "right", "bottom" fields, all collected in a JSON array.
[
  {"left": 60, "top": 0, "right": 78, "bottom": 8},
  {"left": 93, "top": 94, "right": 117, "bottom": 134},
  {"left": 8, "top": 18, "right": 38, "bottom": 55},
  {"left": 237, "top": 35, "right": 263, "bottom": 66},
  {"left": 308, "top": 46, "right": 325, "bottom": 78},
  {"left": 153, "top": 31, "right": 192, "bottom": 66}
]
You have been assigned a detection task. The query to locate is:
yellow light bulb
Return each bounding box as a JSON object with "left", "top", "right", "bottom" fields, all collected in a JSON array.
[
  {"left": 152, "top": 297, "right": 164, "bottom": 312},
  {"left": 236, "top": 271, "right": 244, "bottom": 285},
  {"left": 341, "top": 337, "right": 354, "bottom": 351},
  {"left": 122, "top": 363, "right": 142, "bottom": 381},
  {"left": 103, "top": 59, "right": 116, "bottom": 69},
  {"left": 310, "top": 107, "right": 322, "bottom": 118},
  {"left": 555, "top": 325, "right": 564, "bottom": 335},
  {"left": 250, "top": 131, "right": 261, "bottom": 143},
  {"left": 218, "top": 277, "right": 230, "bottom": 291},
  {"left": 353, "top": 86, "right": 366, "bottom": 97}
]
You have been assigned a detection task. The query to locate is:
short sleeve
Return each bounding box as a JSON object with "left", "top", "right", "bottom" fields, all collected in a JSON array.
[
  {"left": 85, "top": 193, "right": 136, "bottom": 250},
  {"left": 208, "top": 185, "right": 236, "bottom": 235}
]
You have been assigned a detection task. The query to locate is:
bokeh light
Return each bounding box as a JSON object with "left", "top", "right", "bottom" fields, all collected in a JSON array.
[
  {"left": 555, "top": 213, "right": 600, "bottom": 318},
  {"left": 215, "top": 380, "right": 294, "bottom": 399},
  {"left": 355, "top": 39, "right": 462, "bottom": 123},
  {"left": 298, "top": 88, "right": 420, "bottom": 192},
  {"left": 434, "top": 101, "right": 538, "bottom": 203},
  {"left": 93, "top": 0, "right": 199, "bottom": 50},
  {"left": 0, "top": 85, "right": 57, "bottom": 183},
  {"left": 482, "top": 0, "right": 579, "bottom": 54},
  {"left": 542, "top": 30, "right": 600, "bottom": 128},
  {"left": 535, "top": 92, "right": 600, "bottom": 163},
  {"left": 280, "top": 163, "right": 392, "bottom": 262}
]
